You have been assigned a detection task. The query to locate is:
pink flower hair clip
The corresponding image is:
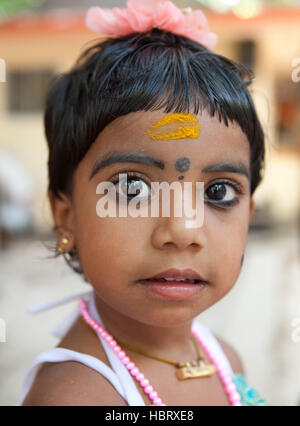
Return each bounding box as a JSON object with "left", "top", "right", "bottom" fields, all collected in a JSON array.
[{"left": 85, "top": 0, "right": 218, "bottom": 50}]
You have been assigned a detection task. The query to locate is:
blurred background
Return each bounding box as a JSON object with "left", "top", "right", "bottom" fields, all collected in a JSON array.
[{"left": 0, "top": 0, "right": 299, "bottom": 406}]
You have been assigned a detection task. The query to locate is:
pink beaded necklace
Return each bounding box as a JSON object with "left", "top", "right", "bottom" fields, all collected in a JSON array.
[{"left": 79, "top": 299, "right": 242, "bottom": 406}]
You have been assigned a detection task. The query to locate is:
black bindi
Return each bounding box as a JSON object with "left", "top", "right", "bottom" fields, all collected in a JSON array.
[
  {"left": 178, "top": 176, "right": 185, "bottom": 180},
  {"left": 175, "top": 158, "right": 190, "bottom": 173}
]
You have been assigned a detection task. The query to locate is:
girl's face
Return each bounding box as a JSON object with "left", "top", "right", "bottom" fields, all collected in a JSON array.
[{"left": 54, "top": 109, "right": 254, "bottom": 327}]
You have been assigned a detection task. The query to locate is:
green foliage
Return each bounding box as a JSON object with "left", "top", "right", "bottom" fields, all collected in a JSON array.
[{"left": 0, "top": 0, "right": 42, "bottom": 18}]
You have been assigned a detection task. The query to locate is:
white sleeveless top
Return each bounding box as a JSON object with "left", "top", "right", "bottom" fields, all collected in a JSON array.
[{"left": 18, "top": 290, "right": 234, "bottom": 406}]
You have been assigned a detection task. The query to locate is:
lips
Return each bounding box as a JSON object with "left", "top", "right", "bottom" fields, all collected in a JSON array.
[
  {"left": 139, "top": 268, "right": 207, "bottom": 284},
  {"left": 138, "top": 268, "right": 207, "bottom": 301}
]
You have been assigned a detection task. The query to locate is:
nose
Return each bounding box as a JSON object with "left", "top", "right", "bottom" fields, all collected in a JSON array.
[
  {"left": 151, "top": 216, "right": 206, "bottom": 252},
  {"left": 150, "top": 180, "right": 206, "bottom": 251}
]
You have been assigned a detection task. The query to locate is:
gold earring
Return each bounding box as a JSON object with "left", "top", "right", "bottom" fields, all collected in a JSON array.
[{"left": 58, "top": 236, "right": 69, "bottom": 254}]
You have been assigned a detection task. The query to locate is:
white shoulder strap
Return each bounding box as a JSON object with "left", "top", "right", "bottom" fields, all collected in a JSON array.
[
  {"left": 89, "top": 296, "right": 146, "bottom": 406},
  {"left": 17, "top": 347, "right": 127, "bottom": 406},
  {"left": 192, "top": 320, "right": 235, "bottom": 378},
  {"left": 21, "top": 290, "right": 145, "bottom": 406},
  {"left": 27, "top": 290, "right": 93, "bottom": 339}
]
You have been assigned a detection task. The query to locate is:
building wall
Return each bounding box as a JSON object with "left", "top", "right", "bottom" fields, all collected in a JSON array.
[
  {"left": 0, "top": 15, "right": 299, "bottom": 233},
  {"left": 213, "top": 16, "right": 300, "bottom": 224},
  {"left": 0, "top": 32, "right": 96, "bottom": 233}
]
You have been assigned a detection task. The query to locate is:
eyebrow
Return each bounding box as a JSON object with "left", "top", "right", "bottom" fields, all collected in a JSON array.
[
  {"left": 89, "top": 152, "right": 165, "bottom": 181},
  {"left": 89, "top": 152, "right": 250, "bottom": 181},
  {"left": 201, "top": 162, "right": 250, "bottom": 180}
]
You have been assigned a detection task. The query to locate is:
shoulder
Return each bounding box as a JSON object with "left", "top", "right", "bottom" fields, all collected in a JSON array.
[
  {"left": 22, "top": 318, "right": 128, "bottom": 406},
  {"left": 213, "top": 334, "right": 245, "bottom": 375},
  {"left": 22, "top": 360, "right": 127, "bottom": 406}
]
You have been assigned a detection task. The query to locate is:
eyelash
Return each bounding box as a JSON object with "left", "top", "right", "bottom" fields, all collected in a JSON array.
[
  {"left": 205, "top": 180, "right": 244, "bottom": 210},
  {"left": 110, "top": 171, "right": 245, "bottom": 209},
  {"left": 110, "top": 172, "right": 150, "bottom": 190}
]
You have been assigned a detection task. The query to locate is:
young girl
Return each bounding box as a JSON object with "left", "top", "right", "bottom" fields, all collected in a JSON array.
[{"left": 19, "top": 0, "right": 268, "bottom": 406}]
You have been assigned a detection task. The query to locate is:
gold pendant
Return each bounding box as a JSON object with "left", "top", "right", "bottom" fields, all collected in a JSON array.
[{"left": 176, "top": 360, "right": 217, "bottom": 380}]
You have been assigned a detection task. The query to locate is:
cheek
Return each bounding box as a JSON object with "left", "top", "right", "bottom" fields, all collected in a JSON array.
[
  {"left": 74, "top": 202, "right": 147, "bottom": 284},
  {"left": 207, "top": 206, "right": 250, "bottom": 283}
]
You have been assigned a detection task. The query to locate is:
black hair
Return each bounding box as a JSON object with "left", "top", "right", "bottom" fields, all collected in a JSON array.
[{"left": 45, "top": 28, "right": 265, "bottom": 278}]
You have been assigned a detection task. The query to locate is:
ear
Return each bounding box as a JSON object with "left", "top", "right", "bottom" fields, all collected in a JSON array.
[
  {"left": 249, "top": 198, "right": 255, "bottom": 224},
  {"left": 48, "top": 189, "right": 76, "bottom": 251}
]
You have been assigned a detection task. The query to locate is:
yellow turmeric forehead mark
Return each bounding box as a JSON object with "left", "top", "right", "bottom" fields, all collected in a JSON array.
[{"left": 145, "top": 113, "right": 200, "bottom": 141}]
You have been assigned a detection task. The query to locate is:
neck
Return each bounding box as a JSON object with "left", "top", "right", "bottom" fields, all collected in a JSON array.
[{"left": 93, "top": 294, "right": 197, "bottom": 359}]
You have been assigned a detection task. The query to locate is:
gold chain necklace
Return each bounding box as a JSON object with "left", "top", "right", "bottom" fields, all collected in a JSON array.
[{"left": 79, "top": 316, "right": 216, "bottom": 380}]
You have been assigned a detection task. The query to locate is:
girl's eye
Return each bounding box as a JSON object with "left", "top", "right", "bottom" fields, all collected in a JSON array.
[
  {"left": 205, "top": 181, "right": 242, "bottom": 208},
  {"left": 111, "top": 173, "right": 151, "bottom": 202},
  {"left": 110, "top": 175, "right": 244, "bottom": 208}
]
